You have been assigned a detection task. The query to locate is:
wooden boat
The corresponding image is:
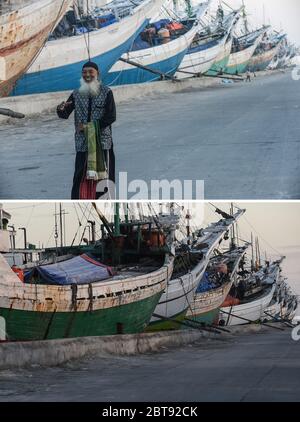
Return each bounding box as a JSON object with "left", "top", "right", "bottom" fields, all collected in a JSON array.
[
  {"left": 186, "top": 245, "right": 248, "bottom": 326},
  {"left": 104, "top": 2, "right": 210, "bottom": 86},
  {"left": 0, "top": 207, "right": 176, "bottom": 341},
  {"left": 262, "top": 269, "right": 298, "bottom": 323},
  {"left": 224, "top": 29, "right": 265, "bottom": 74},
  {"left": 285, "top": 297, "right": 298, "bottom": 321},
  {"left": 176, "top": 9, "right": 240, "bottom": 79},
  {"left": 0, "top": 0, "right": 71, "bottom": 97},
  {"left": 148, "top": 207, "right": 245, "bottom": 330},
  {"left": 248, "top": 35, "right": 285, "bottom": 72},
  {"left": 12, "top": 0, "right": 165, "bottom": 96},
  {"left": 219, "top": 283, "right": 276, "bottom": 326},
  {"left": 205, "top": 36, "right": 233, "bottom": 76},
  {"left": 219, "top": 260, "right": 282, "bottom": 326}
]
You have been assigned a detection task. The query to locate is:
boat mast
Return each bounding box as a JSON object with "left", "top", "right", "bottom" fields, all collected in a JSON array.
[
  {"left": 185, "top": 0, "right": 193, "bottom": 18},
  {"left": 124, "top": 203, "right": 129, "bottom": 224},
  {"left": 255, "top": 236, "right": 261, "bottom": 269},
  {"left": 59, "top": 203, "right": 67, "bottom": 248},
  {"left": 54, "top": 204, "right": 58, "bottom": 249},
  {"left": 242, "top": 0, "right": 249, "bottom": 34},
  {"left": 251, "top": 232, "right": 255, "bottom": 271},
  {"left": 186, "top": 208, "right": 191, "bottom": 245},
  {"left": 173, "top": 0, "right": 178, "bottom": 14},
  {"left": 257, "top": 237, "right": 261, "bottom": 267},
  {"left": 230, "top": 203, "right": 236, "bottom": 249},
  {"left": 92, "top": 203, "right": 114, "bottom": 239},
  {"left": 114, "top": 203, "right": 121, "bottom": 237}
]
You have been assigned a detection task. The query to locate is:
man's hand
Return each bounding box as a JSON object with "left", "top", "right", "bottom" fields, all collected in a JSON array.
[{"left": 77, "top": 123, "right": 86, "bottom": 133}]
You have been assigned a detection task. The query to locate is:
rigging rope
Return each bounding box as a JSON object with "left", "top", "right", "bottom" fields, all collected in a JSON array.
[{"left": 242, "top": 214, "right": 283, "bottom": 258}]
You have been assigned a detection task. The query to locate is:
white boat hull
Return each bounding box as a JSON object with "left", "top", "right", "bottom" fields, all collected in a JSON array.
[
  {"left": 220, "top": 283, "right": 276, "bottom": 326},
  {"left": 175, "top": 36, "right": 225, "bottom": 79}
]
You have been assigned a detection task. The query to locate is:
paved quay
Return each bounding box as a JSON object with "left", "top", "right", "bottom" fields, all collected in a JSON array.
[
  {"left": 0, "top": 71, "right": 299, "bottom": 199},
  {"left": 0, "top": 328, "right": 299, "bottom": 402}
]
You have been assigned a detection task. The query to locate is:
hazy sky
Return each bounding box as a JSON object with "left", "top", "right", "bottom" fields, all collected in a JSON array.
[
  {"left": 225, "top": 0, "right": 300, "bottom": 45},
  {"left": 2, "top": 201, "right": 300, "bottom": 294},
  {"left": 2, "top": 201, "right": 299, "bottom": 254}
]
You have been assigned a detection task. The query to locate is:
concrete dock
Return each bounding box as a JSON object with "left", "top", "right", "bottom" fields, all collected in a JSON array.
[
  {"left": 0, "top": 326, "right": 299, "bottom": 402},
  {"left": 0, "top": 71, "right": 299, "bottom": 199}
]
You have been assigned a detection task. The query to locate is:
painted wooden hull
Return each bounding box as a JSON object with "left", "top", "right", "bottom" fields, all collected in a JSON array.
[
  {"left": 106, "top": 20, "right": 206, "bottom": 84},
  {"left": 261, "top": 300, "right": 281, "bottom": 321},
  {"left": 268, "top": 58, "right": 279, "bottom": 70},
  {"left": 174, "top": 35, "right": 225, "bottom": 80},
  {"left": 275, "top": 54, "right": 288, "bottom": 69},
  {"left": 105, "top": 2, "right": 210, "bottom": 85},
  {"left": 219, "top": 283, "right": 276, "bottom": 326},
  {"left": 225, "top": 34, "right": 264, "bottom": 75},
  {"left": 148, "top": 210, "right": 245, "bottom": 330},
  {"left": 186, "top": 246, "right": 248, "bottom": 326},
  {"left": 188, "top": 308, "right": 220, "bottom": 326},
  {"left": 148, "top": 259, "right": 207, "bottom": 331},
  {"left": 187, "top": 280, "right": 232, "bottom": 323},
  {"left": 248, "top": 44, "right": 281, "bottom": 72},
  {"left": 12, "top": 0, "right": 164, "bottom": 95},
  {"left": 0, "top": 292, "right": 163, "bottom": 340},
  {"left": 0, "top": 252, "right": 173, "bottom": 340},
  {"left": 0, "top": 0, "right": 71, "bottom": 97},
  {"left": 206, "top": 38, "right": 233, "bottom": 75}
]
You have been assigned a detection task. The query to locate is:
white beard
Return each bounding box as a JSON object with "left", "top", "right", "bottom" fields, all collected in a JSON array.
[{"left": 79, "top": 77, "right": 101, "bottom": 97}]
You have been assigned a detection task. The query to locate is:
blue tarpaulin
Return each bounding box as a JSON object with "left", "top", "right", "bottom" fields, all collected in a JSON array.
[
  {"left": 196, "top": 272, "right": 217, "bottom": 293},
  {"left": 152, "top": 19, "right": 171, "bottom": 31},
  {"left": 35, "top": 255, "right": 112, "bottom": 285}
]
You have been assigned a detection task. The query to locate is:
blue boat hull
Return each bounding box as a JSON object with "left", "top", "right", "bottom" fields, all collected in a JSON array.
[
  {"left": 103, "top": 49, "right": 187, "bottom": 86},
  {"left": 12, "top": 21, "right": 148, "bottom": 96}
]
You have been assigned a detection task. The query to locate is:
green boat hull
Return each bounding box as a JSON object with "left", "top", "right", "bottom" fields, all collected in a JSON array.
[
  {"left": 0, "top": 292, "right": 162, "bottom": 341},
  {"left": 146, "top": 309, "right": 187, "bottom": 332},
  {"left": 224, "top": 61, "right": 249, "bottom": 75},
  {"left": 206, "top": 54, "right": 231, "bottom": 76},
  {"left": 185, "top": 308, "right": 220, "bottom": 326}
]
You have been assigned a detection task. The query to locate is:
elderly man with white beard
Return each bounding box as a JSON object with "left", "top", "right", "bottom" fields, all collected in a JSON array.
[{"left": 57, "top": 61, "right": 116, "bottom": 199}]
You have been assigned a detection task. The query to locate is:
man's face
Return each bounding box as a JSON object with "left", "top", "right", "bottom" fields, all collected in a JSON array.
[{"left": 82, "top": 67, "right": 98, "bottom": 83}]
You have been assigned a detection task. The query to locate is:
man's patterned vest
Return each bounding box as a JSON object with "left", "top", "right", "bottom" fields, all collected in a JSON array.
[{"left": 73, "top": 85, "right": 112, "bottom": 152}]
